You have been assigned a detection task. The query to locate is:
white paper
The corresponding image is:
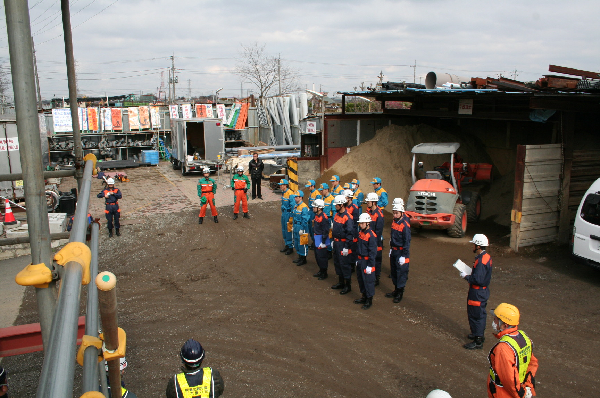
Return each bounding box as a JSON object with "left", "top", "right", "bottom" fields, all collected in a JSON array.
[{"left": 453, "top": 259, "right": 472, "bottom": 275}]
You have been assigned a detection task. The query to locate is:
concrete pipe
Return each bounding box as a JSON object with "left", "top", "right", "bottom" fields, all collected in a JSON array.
[{"left": 425, "top": 72, "right": 470, "bottom": 89}]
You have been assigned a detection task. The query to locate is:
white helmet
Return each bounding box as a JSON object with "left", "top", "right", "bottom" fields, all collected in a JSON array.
[
  {"left": 313, "top": 199, "right": 325, "bottom": 209},
  {"left": 358, "top": 213, "right": 372, "bottom": 223},
  {"left": 202, "top": 167, "right": 210, "bottom": 174},
  {"left": 470, "top": 234, "right": 489, "bottom": 247},
  {"left": 106, "top": 178, "right": 115, "bottom": 185},
  {"left": 333, "top": 195, "right": 347, "bottom": 206},
  {"left": 366, "top": 192, "right": 379, "bottom": 202},
  {"left": 392, "top": 197, "right": 404, "bottom": 206},
  {"left": 392, "top": 202, "right": 405, "bottom": 212},
  {"left": 344, "top": 189, "right": 354, "bottom": 198},
  {"left": 105, "top": 357, "right": 127, "bottom": 372},
  {"left": 236, "top": 166, "right": 244, "bottom": 172},
  {"left": 426, "top": 390, "right": 452, "bottom": 398}
]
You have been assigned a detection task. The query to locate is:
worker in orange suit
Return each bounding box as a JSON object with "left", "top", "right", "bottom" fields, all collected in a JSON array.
[
  {"left": 231, "top": 166, "right": 250, "bottom": 220},
  {"left": 198, "top": 168, "right": 218, "bottom": 224},
  {"left": 487, "top": 303, "right": 538, "bottom": 398}
]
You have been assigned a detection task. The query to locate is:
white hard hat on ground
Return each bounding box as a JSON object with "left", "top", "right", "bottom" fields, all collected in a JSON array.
[
  {"left": 392, "top": 197, "right": 404, "bottom": 206},
  {"left": 426, "top": 389, "right": 452, "bottom": 398},
  {"left": 106, "top": 178, "right": 115, "bottom": 185},
  {"left": 358, "top": 213, "right": 372, "bottom": 223},
  {"left": 366, "top": 192, "right": 379, "bottom": 202},
  {"left": 344, "top": 189, "right": 354, "bottom": 198},
  {"left": 470, "top": 234, "right": 489, "bottom": 247},
  {"left": 393, "top": 202, "right": 405, "bottom": 212},
  {"left": 313, "top": 199, "right": 325, "bottom": 208},
  {"left": 333, "top": 195, "right": 346, "bottom": 206}
]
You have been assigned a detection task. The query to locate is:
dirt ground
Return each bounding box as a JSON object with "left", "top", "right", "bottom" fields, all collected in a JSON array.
[{"left": 2, "top": 163, "right": 600, "bottom": 397}]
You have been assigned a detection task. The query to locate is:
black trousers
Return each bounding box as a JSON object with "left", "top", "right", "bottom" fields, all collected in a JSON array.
[{"left": 251, "top": 176, "right": 262, "bottom": 198}]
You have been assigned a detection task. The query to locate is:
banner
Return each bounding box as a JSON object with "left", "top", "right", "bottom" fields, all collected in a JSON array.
[
  {"left": 139, "top": 106, "right": 150, "bottom": 129},
  {"left": 169, "top": 105, "right": 179, "bottom": 119},
  {"left": 52, "top": 108, "right": 72, "bottom": 133},
  {"left": 216, "top": 104, "right": 226, "bottom": 122},
  {"left": 181, "top": 104, "right": 192, "bottom": 119},
  {"left": 111, "top": 108, "right": 123, "bottom": 131},
  {"left": 0, "top": 137, "right": 18, "bottom": 151},
  {"left": 102, "top": 108, "right": 112, "bottom": 131},
  {"left": 87, "top": 107, "right": 99, "bottom": 131},
  {"left": 195, "top": 104, "right": 207, "bottom": 118},
  {"left": 150, "top": 106, "right": 161, "bottom": 128},
  {"left": 128, "top": 107, "right": 140, "bottom": 130},
  {"left": 78, "top": 108, "right": 88, "bottom": 131},
  {"left": 205, "top": 104, "right": 214, "bottom": 118}
]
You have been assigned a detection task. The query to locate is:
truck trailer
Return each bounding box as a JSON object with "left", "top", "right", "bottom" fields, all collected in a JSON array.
[{"left": 170, "top": 118, "right": 224, "bottom": 175}]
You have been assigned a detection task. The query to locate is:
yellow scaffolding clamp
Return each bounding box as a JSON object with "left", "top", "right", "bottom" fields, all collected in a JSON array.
[
  {"left": 15, "top": 263, "right": 53, "bottom": 288},
  {"left": 53, "top": 242, "right": 92, "bottom": 285},
  {"left": 76, "top": 327, "right": 127, "bottom": 366}
]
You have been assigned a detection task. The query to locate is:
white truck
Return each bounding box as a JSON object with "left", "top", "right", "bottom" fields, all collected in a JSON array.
[
  {"left": 170, "top": 118, "right": 224, "bottom": 175},
  {"left": 572, "top": 178, "right": 600, "bottom": 268}
]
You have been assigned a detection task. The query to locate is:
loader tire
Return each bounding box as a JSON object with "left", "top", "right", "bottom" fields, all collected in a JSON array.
[
  {"left": 466, "top": 192, "right": 481, "bottom": 223},
  {"left": 447, "top": 203, "right": 467, "bottom": 238}
]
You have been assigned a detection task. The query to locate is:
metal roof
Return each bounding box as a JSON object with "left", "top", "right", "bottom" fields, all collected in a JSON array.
[{"left": 411, "top": 142, "right": 460, "bottom": 154}]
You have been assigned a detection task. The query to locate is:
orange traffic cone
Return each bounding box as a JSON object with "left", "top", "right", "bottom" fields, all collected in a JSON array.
[{"left": 4, "top": 198, "right": 17, "bottom": 225}]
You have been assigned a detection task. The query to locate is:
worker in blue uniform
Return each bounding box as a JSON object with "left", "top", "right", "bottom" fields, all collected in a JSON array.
[
  {"left": 97, "top": 178, "right": 122, "bottom": 237},
  {"left": 344, "top": 189, "right": 359, "bottom": 272},
  {"left": 330, "top": 175, "right": 343, "bottom": 195},
  {"left": 331, "top": 195, "right": 354, "bottom": 295},
  {"left": 306, "top": 180, "right": 321, "bottom": 248},
  {"left": 461, "top": 234, "right": 493, "bottom": 350},
  {"left": 279, "top": 179, "right": 295, "bottom": 255},
  {"left": 351, "top": 179, "right": 364, "bottom": 215},
  {"left": 365, "top": 192, "right": 384, "bottom": 286},
  {"left": 371, "top": 177, "right": 388, "bottom": 210},
  {"left": 311, "top": 198, "right": 330, "bottom": 280},
  {"left": 319, "top": 183, "right": 335, "bottom": 258},
  {"left": 386, "top": 200, "right": 411, "bottom": 304},
  {"left": 291, "top": 190, "right": 310, "bottom": 266},
  {"left": 353, "top": 213, "right": 379, "bottom": 310}
]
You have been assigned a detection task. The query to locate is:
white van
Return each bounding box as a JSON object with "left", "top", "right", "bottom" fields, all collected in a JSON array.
[{"left": 573, "top": 178, "right": 600, "bottom": 268}]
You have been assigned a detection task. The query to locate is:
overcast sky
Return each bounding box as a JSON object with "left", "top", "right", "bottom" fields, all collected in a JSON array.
[{"left": 0, "top": 0, "right": 598, "bottom": 100}]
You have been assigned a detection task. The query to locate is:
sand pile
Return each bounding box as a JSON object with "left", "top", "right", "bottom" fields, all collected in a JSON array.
[{"left": 316, "top": 124, "right": 488, "bottom": 209}]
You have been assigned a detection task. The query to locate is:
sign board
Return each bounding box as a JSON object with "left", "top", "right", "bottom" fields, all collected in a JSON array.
[
  {"left": 458, "top": 99, "right": 473, "bottom": 115},
  {"left": 181, "top": 104, "right": 192, "bottom": 119},
  {"left": 150, "top": 106, "right": 161, "bottom": 128},
  {"left": 216, "top": 104, "right": 226, "bottom": 122},
  {"left": 52, "top": 108, "right": 73, "bottom": 133},
  {"left": 169, "top": 105, "right": 179, "bottom": 119},
  {"left": 306, "top": 121, "right": 317, "bottom": 134}
]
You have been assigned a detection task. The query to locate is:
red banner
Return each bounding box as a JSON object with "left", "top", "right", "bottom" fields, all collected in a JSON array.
[{"left": 111, "top": 108, "right": 122, "bottom": 131}]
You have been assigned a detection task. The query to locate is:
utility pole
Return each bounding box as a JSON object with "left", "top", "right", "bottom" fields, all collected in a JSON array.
[
  {"left": 31, "top": 37, "right": 42, "bottom": 110},
  {"left": 170, "top": 55, "right": 177, "bottom": 102},
  {"left": 187, "top": 79, "right": 191, "bottom": 100},
  {"left": 168, "top": 69, "right": 171, "bottom": 104},
  {"left": 278, "top": 54, "right": 281, "bottom": 96},
  {"left": 412, "top": 60, "right": 416, "bottom": 83},
  {"left": 377, "top": 71, "right": 384, "bottom": 89},
  {"left": 360, "top": 82, "right": 365, "bottom": 91}
]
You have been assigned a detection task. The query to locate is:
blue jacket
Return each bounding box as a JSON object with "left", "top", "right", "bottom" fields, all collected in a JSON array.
[
  {"left": 465, "top": 250, "right": 492, "bottom": 288},
  {"left": 281, "top": 188, "right": 294, "bottom": 214},
  {"left": 375, "top": 186, "right": 388, "bottom": 208},
  {"left": 97, "top": 187, "right": 122, "bottom": 210},
  {"left": 332, "top": 209, "right": 354, "bottom": 250},
  {"left": 357, "top": 227, "right": 378, "bottom": 269},
  {"left": 367, "top": 207, "right": 384, "bottom": 247},
  {"left": 293, "top": 202, "right": 310, "bottom": 231},
  {"left": 312, "top": 212, "right": 330, "bottom": 246},
  {"left": 390, "top": 215, "right": 411, "bottom": 258}
]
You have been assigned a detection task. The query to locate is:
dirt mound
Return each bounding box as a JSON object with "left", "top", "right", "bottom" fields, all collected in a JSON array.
[{"left": 316, "top": 124, "right": 488, "bottom": 207}]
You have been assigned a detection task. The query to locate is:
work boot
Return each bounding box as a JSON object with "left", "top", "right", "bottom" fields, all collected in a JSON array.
[
  {"left": 233, "top": 213, "right": 238, "bottom": 220},
  {"left": 318, "top": 270, "right": 328, "bottom": 280},
  {"left": 284, "top": 247, "right": 294, "bottom": 255},
  {"left": 296, "top": 256, "right": 307, "bottom": 266},
  {"left": 280, "top": 245, "right": 290, "bottom": 253},
  {"left": 331, "top": 276, "right": 344, "bottom": 289},
  {"left": 108, "top": 228, "right": 113, "bottom": 238},
  {"left": 354, "top": 295, "right": 367, "bottom": 305},
  {"left": 393, "top": 288, "right": 404, "bottom": 303},
  {"left": 467, "top": 334, "right": 485, "bottom": 343},
  {"left": 198, "top": 217, "right": 203, "bottom": 224},
  {"left": 214, "top": 216, "right": 219, "bottom": 223},
  {"left": 293, "top": 255, "right": 303, "bottom": 264},
  {"left": 375, "top": 274, "right": 380, "bottom": 286},
  {"left": 115, "top": 228, "right": 121, "bottom": 237},
  {"left": 313, "top": 270, "right": 323, "bottom": 278},
  {"left": 243, "top": 212, "right": 250, "bottom": 219},
  {"left": 385, "top": 289, "right": 398, "bottom": 298},
  {"left": 309, "top": 243, "right": 315, "bottom": 251},
  {"left": 340, "top": 279, "right": 352, "bottom": 295},
  {"left": 464, "top": 336, "right": 484, "bottom": 350},
  {"left": 362, "top": 297, "right": 373, "bottom": 310}
]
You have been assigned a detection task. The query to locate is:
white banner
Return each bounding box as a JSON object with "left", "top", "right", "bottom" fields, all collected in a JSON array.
[
  {"left": 7, "top": 137, "right": 19, "bottom": 151},
  {"left": 216, "top": 104, "right": 226, "bottom": 122},
  {"left": 52, "top": 108, "right": 72, "bottom": 133},
  {"left": 150, "top": 106, "right": 161, "bottom": 128},
  {"left": 205, "top": 104, "right": 214, "bottom": 118},
  {"left": 182, "top": 104, "right": 192, "bottom": 119},
  {"left": 128, "top": 107, "right": 140, "bottom": 130},
  {"left": 78, "top": 108, "right": 88, "bottom": 131},
  {"left": 306, "top": 121, "right": 317, "bottom": 134},
  {"left": 102, "top": 108, "right": 112, "bottom": 131},
  {"left": 458, "top": 99, "right": 473, "bottom": 115},
  {"left": 169, "top": 105, "right": 179, "bottom": 119}
]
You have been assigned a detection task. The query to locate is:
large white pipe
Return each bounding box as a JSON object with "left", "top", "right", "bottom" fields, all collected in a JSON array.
[{"left": 425, "top": 71, "right": 470, "bottom": 89}]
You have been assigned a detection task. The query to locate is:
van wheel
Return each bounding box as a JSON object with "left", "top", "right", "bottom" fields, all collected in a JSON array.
[
  {"left": 466, "top": 192, "right": 481, "bottom": 223},
  {"left": 181, "top": 166, "right": 187, "bottom": 176},
  {"left": 172, "top": 160, "right": 177, "bottom": 170},
  {"left": 447, "top": 203, "right": 467, "bottom": 238}
]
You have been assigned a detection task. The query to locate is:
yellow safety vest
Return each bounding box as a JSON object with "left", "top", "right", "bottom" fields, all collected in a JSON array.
[
  {"left": 489, "top": 330, "right": 533, "bottom": 386},
  {"left": 176, "top": 367, "right": 213, "bottom": 398}
]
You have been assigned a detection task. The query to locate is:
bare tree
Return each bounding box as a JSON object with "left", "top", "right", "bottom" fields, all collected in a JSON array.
[{"left": 235, "top": 43, "right": 299, "bottom": 98}]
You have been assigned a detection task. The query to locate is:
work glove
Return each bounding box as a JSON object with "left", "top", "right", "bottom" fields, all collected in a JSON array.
[
  {"left": 105, "top": 192, "right": 110, "bottom": 198},
  {"left": 244, "top": 188, "right": 248, "bottom": 193},
  {"left": 460, "top": 271, "right": 468, "bottom": 279},
  {"left": 524, "top": 387, "right": 532, "bottom": 398},
  {"left": 342, "top": 248, "right": 349, "bottom": 256},
  {"left": 399, "top": 256, "right": 406, "bottom": 265},
  {"left": 231, "top": 186, "right": 235, "bottom": 190},
  {"left": 365, "top": 266, "right": 373, "bottom": 274},
  {"left": 331, "top": 241, "right": 334, "bottom": 249},
  {"left": 318, "top": 243, "right": 326, "bottom": 249},
  {"left": 389, "top": 249, "right": 392, "bottom": 258}
]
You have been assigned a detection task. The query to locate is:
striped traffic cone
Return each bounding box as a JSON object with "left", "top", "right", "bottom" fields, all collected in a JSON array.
[{"left": 3, "top": 198, "right": 17, "bottom": 225}]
